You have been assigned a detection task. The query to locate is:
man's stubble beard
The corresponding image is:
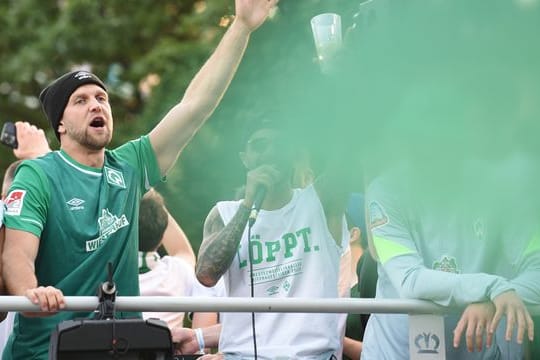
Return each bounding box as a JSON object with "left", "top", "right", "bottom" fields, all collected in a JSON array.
[{"left": 68, "top": 126, "right": 112, "bottom": 151}]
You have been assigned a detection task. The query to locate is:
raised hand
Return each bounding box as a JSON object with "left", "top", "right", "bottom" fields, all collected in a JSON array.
[
  {"left": 235, "top": 0, "right": 279, "bottom": 32},
  {"left": 453, "top": 301, "right": 495, "bottom": 352},
  {"left": 13, "top": 121, "right": 51, "bottom": 160},
  {"left": 243, "top": 164, "right": 282, "bottom": 208}
]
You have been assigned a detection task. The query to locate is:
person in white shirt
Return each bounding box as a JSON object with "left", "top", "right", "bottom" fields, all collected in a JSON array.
[
  {"left": 138, "top": 188, "right": 196, "bottom": 329},
  {"left": 195, "top": 118, "right": 351, "bottom": 359}
]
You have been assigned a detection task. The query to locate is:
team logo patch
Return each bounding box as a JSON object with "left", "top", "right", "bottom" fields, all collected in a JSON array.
[
  {"left": 369, "top": 201, "right": 389, "bottom": 229},
  {"left": 104, "top": 166, "right": 126, "bottom": 189},
  {"left": 433, "top": 255, "right": 460, "bottom": 273},
  {"left": 66, "top": 198, "right": 85, "bottom": 211},
  {"left": 282, "top": 279, "right": 291, "bottom": 292},
  {"left": 5, "top": 190, "right": 26, "bottom": 216}
]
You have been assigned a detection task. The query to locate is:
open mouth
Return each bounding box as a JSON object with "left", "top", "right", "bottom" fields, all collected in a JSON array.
[{"left": 90, "top": 117, "right": 105, "bottom": 128}]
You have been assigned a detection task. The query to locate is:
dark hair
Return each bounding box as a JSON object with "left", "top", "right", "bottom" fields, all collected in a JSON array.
[
  {"left": 241, "top": 118, "right": 281, "bottom": 149},
  {"left": 345, "top": 193, "right": 367, "bottom": 249},
  {"left": 138, "top": 189, "right": 169, "bottom": 252}
]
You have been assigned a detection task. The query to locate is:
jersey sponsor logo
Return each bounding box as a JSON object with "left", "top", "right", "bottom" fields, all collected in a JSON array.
[
  {"left": 104, "top": 166, "right": 126, "bottom": 189},
  {"left": 369, "top": 201, "right": 389, "bottom": 229},
  {"left": 86, "top": 208, "right": 129, "bottom": 252},
  {"left": 66, "top": 197, "right": 85, "bottom": 211},
  {"left": 432, "top": 255, "right": 460, "bottom": 274},
  {"left": 4, "top": 190, "right": 26, "bottom": 216}
]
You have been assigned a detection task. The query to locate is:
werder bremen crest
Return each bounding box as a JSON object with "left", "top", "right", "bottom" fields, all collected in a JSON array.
[
  {"left": 104, "top": 166, "right": 126, "bottom": 189},
  {"left": 85, "top": 209, "right": 129, "bottom": 252},
  {"left": 432, "top": 255, "right": 460, "bottom": 274}
]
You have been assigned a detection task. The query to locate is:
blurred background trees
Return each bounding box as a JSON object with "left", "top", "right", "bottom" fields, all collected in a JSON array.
[
  {"left": 0, "top": 0, "right": 353, "bottom": 250},
  {"left": 2, "top": 0, "right": 539, "bottom": 250}
]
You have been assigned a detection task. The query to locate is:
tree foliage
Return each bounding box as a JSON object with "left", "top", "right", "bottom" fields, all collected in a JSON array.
[
  {"left": 7, "top": 0, "right": 533, "bottom": 252},
  {"left": 0, "top": 0, "right": 343, "bottom": 250}
]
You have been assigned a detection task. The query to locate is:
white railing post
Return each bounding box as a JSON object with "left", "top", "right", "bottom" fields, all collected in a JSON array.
[{"left": 409, "top": 314, "right": 446, "bottom": 360}]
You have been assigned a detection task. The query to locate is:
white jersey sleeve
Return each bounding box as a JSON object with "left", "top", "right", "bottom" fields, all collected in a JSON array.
[
  {"left": 367, "top": 175, "right": 513, "bottom": 307},
  {"left": 507, "top": 232, "right": 540, "bottom": 304}
]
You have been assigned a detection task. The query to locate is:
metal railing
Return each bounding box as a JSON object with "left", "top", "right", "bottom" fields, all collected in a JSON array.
[
  {"left": 0, "top": 296, "right": 449, "bottom": 313},
  {"left": 1, "top": 296, "right": 538, "bottom": 360}
]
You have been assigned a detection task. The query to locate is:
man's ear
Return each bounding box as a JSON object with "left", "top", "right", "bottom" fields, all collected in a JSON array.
[{"left": 57, "top": 121, "right": 66, "bottom": 136}]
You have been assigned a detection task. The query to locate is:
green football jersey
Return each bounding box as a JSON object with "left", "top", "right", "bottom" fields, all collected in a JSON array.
[{"left": 3, "top": 135, "right": 162, "bottom": 360}]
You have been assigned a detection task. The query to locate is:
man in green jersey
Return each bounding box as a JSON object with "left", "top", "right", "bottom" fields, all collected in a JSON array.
[{"left": 1, "top": 1, "right": 278, "bottom": 358}]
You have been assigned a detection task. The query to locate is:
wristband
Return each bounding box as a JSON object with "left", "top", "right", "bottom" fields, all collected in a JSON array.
[{"left": 194, "top": 328, "right": 205, "bottom": 354}]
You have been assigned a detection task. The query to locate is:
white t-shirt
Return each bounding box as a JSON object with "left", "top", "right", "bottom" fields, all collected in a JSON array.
[
  {"left": 0, "top": 199, "right": 4, "bottom": 228},
  {"left": 217, "top": 185, "right": 349, "bottom": 359},
  {"left": 192, "top": 276, "right": 226, "bottom": 298},
  {"left": 0, "top": 312, "right": 14, "bottom": 357},
  {"left": 138, "top": 252, "right": 195, "bottom": 329}
]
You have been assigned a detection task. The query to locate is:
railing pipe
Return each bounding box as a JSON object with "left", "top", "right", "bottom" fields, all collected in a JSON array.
[{"left": 1, "top": 296, "right": 539, "bottom": 315}]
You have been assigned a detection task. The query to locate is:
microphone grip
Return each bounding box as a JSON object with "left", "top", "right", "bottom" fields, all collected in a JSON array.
[{"left": 248, "top": 186, "right": 267, "bottom": 226}]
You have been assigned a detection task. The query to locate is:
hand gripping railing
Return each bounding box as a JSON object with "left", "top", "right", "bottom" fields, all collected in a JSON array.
[{"left": 1, "top": 296, "right": 539, "bottom": 360}]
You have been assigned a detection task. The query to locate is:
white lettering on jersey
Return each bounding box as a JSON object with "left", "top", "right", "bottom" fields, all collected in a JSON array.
[{"left": 86, "top": 208, "right": 129, "bottom": 252}]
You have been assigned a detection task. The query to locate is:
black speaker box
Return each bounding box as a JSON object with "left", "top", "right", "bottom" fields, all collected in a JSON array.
[{"left": 49, "top": 317, "right": 173, "bottom": 359}]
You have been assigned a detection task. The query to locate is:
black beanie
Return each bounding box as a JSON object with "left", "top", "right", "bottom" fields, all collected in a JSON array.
[{"left": 39, "top": 70, "right": 107, "bottom": 140}]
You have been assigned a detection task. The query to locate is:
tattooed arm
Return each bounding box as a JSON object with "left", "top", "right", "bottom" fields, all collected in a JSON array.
[{"left": 196, "top": 204, "right": 251, "bottom": 287}]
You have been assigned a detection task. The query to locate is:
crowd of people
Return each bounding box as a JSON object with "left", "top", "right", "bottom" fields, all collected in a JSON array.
[{"left": 1, "top": 0, "right": 540, "bottom": 359}]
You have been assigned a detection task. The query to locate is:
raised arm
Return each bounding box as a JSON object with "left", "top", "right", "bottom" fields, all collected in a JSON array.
[
  {"left": 195, "top": 204, "right": 250, "bottom": 287},
  {"left": 149, "top": 0, "right": 278, "bottom": 176},
  {"left": 314, "top": 174, "right": 351, "bottom": 246},
  {"left": 161, "top": 212, "right": 196, "bottom": 268}
]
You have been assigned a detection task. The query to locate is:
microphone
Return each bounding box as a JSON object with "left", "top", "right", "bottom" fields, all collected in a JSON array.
[{"left": 248, "top": 186, "right": 267, "bottom": 227}]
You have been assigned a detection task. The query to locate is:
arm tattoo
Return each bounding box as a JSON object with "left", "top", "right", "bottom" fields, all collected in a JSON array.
[{"left": 196, "top": 204, "right": 250, "bottom": 286}]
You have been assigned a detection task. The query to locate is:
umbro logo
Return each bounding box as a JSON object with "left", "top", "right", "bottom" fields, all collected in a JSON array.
[{"left": 66, "top": 198, "right": 85, "bottom": 211}]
